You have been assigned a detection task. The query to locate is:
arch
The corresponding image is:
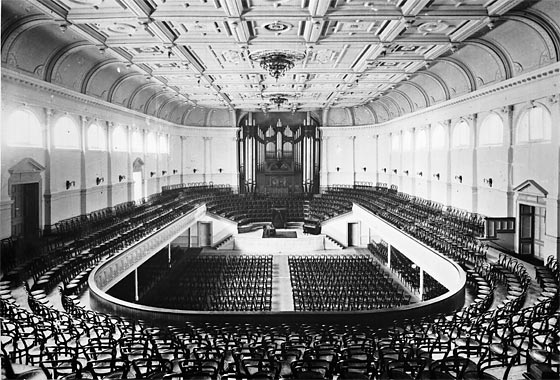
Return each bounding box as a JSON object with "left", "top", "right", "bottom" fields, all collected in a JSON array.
[
  {"left": 112, "top": 126, "right": 128, "bottom": 152},
  {"left": 127, "top": 83, "right": 161, "bottom": 109},
  {"left": 132, "top": 157, "right": 145, "bottom": 172},
  {"left": 157, "top": 97, "right": 179, "bottom": 120},
  {"left": 6, "top": 108, "right": 43, "bottom": 148},
  {"left": 81, "top": 59, "right": 121, "bottom": 94},
  {"left": 145, "top": 131, "right": 158, "bottom": 153},
  {"left": 159, "top": 134, "right": 169, "bottom": 154},
  {"left": 1, "top": 15, "right": 52, "bottom": 62},
  {"left": 435, "top": 57, "right": 477, "bottom": 92},
  {"left": 377, "top": 96, "right": 401, "bottom": 118},
  {"left": 507, "top": 10, "right": 560, "bottom": 63},
  {"left": 515, "top": 104, "right": 552, "bottom": 144},
  {"left": 131, "top": 130, "right": 144, "bottom": 152},
  {"left": 463, "top": 38, "right": 513, "bottom": 80},
  {"left": 479, "top": 113, "right": 504, "bottom": 146},
  {"left": 107, "top": 73, "right": 145, "bottom": 103},
  {"left": 415, "top": 128, "right": 427, "bottom": 151},
  {"left": 53, "top": 115, "right": 80, "bottom": 149},
  {"left": 144, "top": 91, "right": 170, "bottom": 116},
  {"left": 87, "top": 123, "right": 107, "bottom": 151},
  {"left": 390, "top": 90, "right": 414, "bottom": 113},
  {"left": 402, "top": 130, "right": 413, "bottom": 152},
  {"left": 415, "top": 71, "right": 450, "bottom": 101},
  {"left": 44, "top": 41, "right": 92, "bottom": 83},
  {"left": 451, "top": 120, "right": 471, "bottom": 148},
  {"left": 399, "top": 80, "right": 431, "bottom": 108},
  {"left": 431, "top": 123, "right": 446, "bottom": 150},
  {"left": 363, "top": 104, "right": 378, "bottom": 124}
]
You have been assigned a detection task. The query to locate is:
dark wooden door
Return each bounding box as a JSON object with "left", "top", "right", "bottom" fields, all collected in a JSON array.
[
  {"left": 11, "top": 183, "right": 39, "bottom": 238},
  {"left": 519, "top": 204, "right": 535, "bottom": 255}
]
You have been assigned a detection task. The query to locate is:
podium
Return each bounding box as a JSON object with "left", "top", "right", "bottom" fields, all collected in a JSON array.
[{"left": 271, "top": 208, "right": 287, "bottom": 229}]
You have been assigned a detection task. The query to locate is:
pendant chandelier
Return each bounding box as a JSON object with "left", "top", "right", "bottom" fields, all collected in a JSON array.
[
  {"left": 270, "top": 94, "right": 288, "bottom": 107},
  {"left": 249, "top": 50, "right": 306, "bottom": 80}
]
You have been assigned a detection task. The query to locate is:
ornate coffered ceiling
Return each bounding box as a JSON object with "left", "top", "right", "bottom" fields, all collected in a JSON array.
[{"left": 2, "top": 0, "right": 558, "bottom": 122}]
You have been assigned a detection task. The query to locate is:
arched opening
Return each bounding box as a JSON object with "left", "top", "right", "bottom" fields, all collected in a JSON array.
[{"left": 132, "top": 157, "right": 145, "bottom": 203}]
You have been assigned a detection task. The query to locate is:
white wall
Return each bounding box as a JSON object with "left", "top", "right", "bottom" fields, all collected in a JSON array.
[
  {"left": 321, "top": 63, "right": 560, "bottom": 259},
  {"left": 1, "top": 74, "right": 237, "bottom": 239}
]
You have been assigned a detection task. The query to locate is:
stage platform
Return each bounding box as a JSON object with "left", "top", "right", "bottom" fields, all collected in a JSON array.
[{"left": 232, "top": 228, "right": 325, "bottom": 253}]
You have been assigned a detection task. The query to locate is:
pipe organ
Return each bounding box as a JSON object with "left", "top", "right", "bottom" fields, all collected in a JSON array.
[{"left": 238, "top": 113, "right": 320, "bottom": 194}]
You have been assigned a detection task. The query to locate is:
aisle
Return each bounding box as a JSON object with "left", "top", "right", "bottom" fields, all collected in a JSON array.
[{"left": 271, "top": 255, "right": 294, "bottom": 312}]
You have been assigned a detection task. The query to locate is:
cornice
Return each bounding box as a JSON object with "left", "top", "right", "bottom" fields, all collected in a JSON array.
[
  {"left": 1, "top": 68, "right": 233, "bottom": 133},
  {"left": 321, "top": 62, "right": 560, "bottom": 135}
]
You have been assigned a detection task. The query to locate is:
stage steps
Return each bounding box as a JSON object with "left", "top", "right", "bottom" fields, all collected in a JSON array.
[
  {"left": 215, "top": 235, "right": 234, "bottom": 250},
  {"left": 325, "top": 235, "right": 345, "bottom": 250}
]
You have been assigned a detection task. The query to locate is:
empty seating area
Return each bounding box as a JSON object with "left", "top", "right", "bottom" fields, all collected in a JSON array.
[
  {"left": 289, "top": 255, "right": 412, "bottom": 311},
  {"left": 0, "top": 184, "right": 558, "bottom": 379},
  {"left": 143, "top": 255, "right": 273, "bottom": 311},
  {"left": 310, "top": 185, "right": 487, "bottom": 268},
  {"left": 206, "top": 193, "right": 306, "bottom": 225}
]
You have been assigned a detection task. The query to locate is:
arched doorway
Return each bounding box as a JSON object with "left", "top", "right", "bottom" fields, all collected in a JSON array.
[
  {"left": 132, "top": 158, "right": 145, "bottom": 203},
  {"left": 8, "top": 158, "right": 44, "bottom": 238}
]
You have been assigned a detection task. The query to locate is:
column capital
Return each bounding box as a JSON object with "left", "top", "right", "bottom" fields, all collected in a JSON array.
[
  {"left": 547, "top": 94, "right": 559, "bottom": 105},
  {"left": 497, "top": 105, "right": 513, "bottom": 115},
  {"left": 45, "top": 108, "right": 55, "bottom": 117}
]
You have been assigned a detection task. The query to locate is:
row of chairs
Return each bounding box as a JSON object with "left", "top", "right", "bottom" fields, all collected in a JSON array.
[
  {"left": 141, "top": 255, "right": 273, "bottom": 311},
  {"left": 289, "top": 256, "right": 411, "bottom": 311}
]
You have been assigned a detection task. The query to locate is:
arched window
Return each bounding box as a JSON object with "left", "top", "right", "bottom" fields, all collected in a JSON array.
[
  {"left": 402, "top": 131, "right": 412, "bottom": 152},
  {"left": 146, "top": 132, "right": 157, "bottom": 153},
  {"left": 266, "top": 142, "right": 275, "bottom": 158},
  {"left": 479, "top": 113, "right": 503, "bottom": 146},
  {"left": 431, "top": 123, "right": 446, "bottom": 150},
  {"left": 131, "top": 130, "right": 143, "bottom": 152},
  {"left": 452, "top": 120, "right": 470, "bottom": 148},
  {"left": 159, "top": 134, "right": 168, "bottom": 154},
  {"left": 87, "top": 123, "right": 107, "bottom": 151},
  {"left": 53, "top": 116, "right": 80, "bottom": 149},
  {"left": 517, "top": 105, "right": 552, "bottom": 143},
  {"left": 283, "top": 141, "right": 293, "bottom": 157},
  {"left": 391, "top": 133, "right": 401, "bottom": 152},
  {"left": 112, "top": 126, "right": 128, "bottom": 151},
  {"left": 415, "top": 129, "right": 427, "bottom": 151},
  {"left": 6, "top": 109, "right": 43, "bottom": 147}
]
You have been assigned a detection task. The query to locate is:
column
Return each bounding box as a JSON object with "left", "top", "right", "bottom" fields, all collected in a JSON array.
[
  {"left": 143, "top": 129, "right": 149, "bottom": 198},
  {"left": 203, "top": 137, "right": 212, "bottom": 183},
  {"left": 387, "top": 242, "right": 392, "bottom": 269},
  {"left": 168, "top": 243, "right": 172, "bottom": 268},
  {"left": 44, "top": 109, "right": 54, "bottom": 230},
  {"left": 503, "top": 105, "right": 515, "bottom": 216},
  {"left": 155, "top": 133, "right": 161, "bottom": 192},
  {"left": 374, "top": 135, "right": 380, "bottom": 185},
  {"left": 79, "top": 116, "right": 88, "bottom": 215},
  {"left": 398, "top": 130, "right": 403, "bottom": 190},
  {"left": 180, "top": 136, "right": 186, "bottom": 185},
  {"left": 470, "top": 114, "right": 479, "bottom": 213},
  {"left": 134, "top": 268, "right": 139, "bottom": 302},
  {"left": 410, "top": 128, "right": 416, "bottom": 195},
  {"left": 106, "top": 122, "right": 113, "bottom": 207},
  {"left": 350, "top": 136, "right": 356, "bottom": 186},
  {"left": 320, "top": 136, "right": 329, "bottom": 191},
  {"left": 544, "top": 95, "right": 560, "bottom": 256},
  {"left": 419, "top": 268, "right": 424, "bottom": 300},
  {"left": 445, "top": 120, "right": 452, "bottom": 206},
  {"left": 126, "top": 126, "right": 133, "bottom": 201},
  {"left": 426, "top": 124, "right": 432, "bottom": 200}
]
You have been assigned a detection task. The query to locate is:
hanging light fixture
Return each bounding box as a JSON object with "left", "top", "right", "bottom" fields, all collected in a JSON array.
[
  {"left": 270, "top": 94, "right": 288, "bottom": 107},
  {"left": 249, "top": 50, "right": 306, "bottom": 80}
]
